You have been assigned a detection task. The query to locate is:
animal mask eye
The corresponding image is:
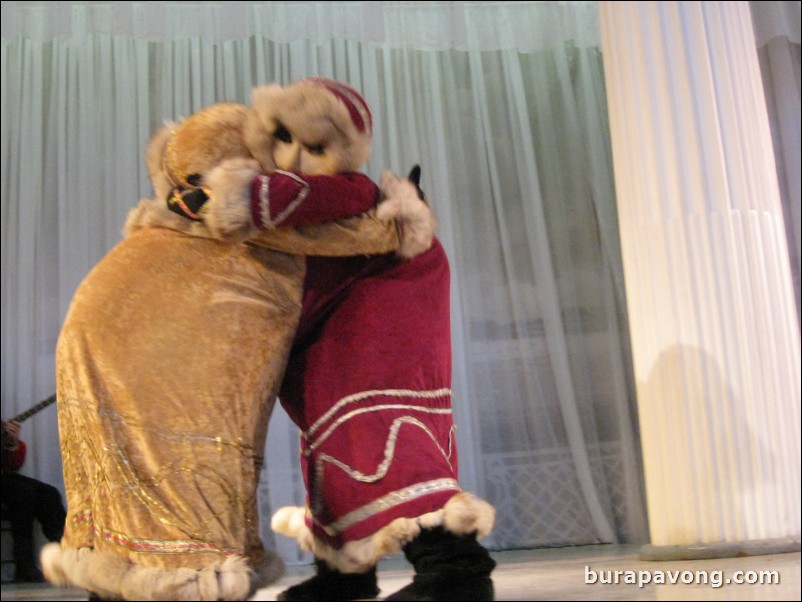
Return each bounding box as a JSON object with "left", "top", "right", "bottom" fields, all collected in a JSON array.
[
  {"left": 305, "top": 143, "right": 325, "bottom": 156},
  {"left": 273, "top": 123, "right": 292, "bottom": 144}
]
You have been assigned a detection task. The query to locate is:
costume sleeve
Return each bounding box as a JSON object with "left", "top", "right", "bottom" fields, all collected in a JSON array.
[
  {"left": 2, "top": 439, "right": 26, "bottom": 474},
  {"left": 249, "top": 171, "right": 380, "bottom": 229},
  {"left": 251, "top": 213, "right": 400, "bottom": 257}
]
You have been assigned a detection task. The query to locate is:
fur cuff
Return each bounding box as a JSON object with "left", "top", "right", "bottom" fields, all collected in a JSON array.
[
  {"left": 377, "top": 171, "right": 437, "bottom": 259},
  {"left": 203, "top": 157, "right": 263, "bottom": 243},
  {"left": 41, "top": 541, "right": 283, "bottom": 601},
  {"left": 271, "top": 492, "right": 495, "bottom": 574}
]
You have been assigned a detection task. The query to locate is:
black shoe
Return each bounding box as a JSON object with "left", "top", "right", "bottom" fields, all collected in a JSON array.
[
  {"left": 14, "top": 566, "right": 46, "bottom": 583},
  {"left": 277, "top": 561, "right": 379, "bottom": 601},
  {"left": 384, "top": 527, "right": 496, "bottom": 601}
]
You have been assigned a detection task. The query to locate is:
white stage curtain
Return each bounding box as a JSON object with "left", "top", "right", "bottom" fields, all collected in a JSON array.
[
  {"left": 1, "top": 1, "right": 648, "bottom": 563},
  {"left": 750, "top": 0, "right": 801, "bottom": 322}
]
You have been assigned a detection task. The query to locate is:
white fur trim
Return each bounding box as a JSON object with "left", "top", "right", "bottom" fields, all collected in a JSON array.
[
  {"left": 41, "top": 542, "right": 70, "bottom": 586},
  {"left": 271, "top": 505, "right": 308, "bottom": 538},
  {"left": 377, "top": 171, "right": 437, "bottom": 259},
  {"left": 442, "top": 491, "right": 496, "bottom": 539},
  {"left": 40, "top": 542, "right": 282, "bottom": 601},
  {"left": 272, "top": 506, "right": 316, "bottom": 556},
  {"left": 271, "top": 492, "right": 495, "bottom": 574},
  {"left": 203, "top": 157, "right": 262, "bottom": 243}
]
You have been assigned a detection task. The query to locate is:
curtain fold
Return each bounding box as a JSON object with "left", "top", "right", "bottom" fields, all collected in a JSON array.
[
  {"left": 601, "top": 0, "right": 801, "bottom": 548},
  {"left": 750, "top": 0, "right": 801, "bottom": 322},
  {"left": 2, "top": 1, "right": 649, "bottom": 563}
]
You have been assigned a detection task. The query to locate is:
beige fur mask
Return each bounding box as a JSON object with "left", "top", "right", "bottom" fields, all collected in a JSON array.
[{"left": 245, "top": 78, "right": 373, "bottom": 175}]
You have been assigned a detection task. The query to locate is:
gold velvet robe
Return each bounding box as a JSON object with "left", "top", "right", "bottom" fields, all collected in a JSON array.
[{"left": 46, "top": 199, "right": 397, "bottom": 601}]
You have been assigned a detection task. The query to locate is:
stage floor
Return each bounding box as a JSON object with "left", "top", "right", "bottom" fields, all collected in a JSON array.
[{"left": 1, "top": 545, "right": 799, "bottom": 601}]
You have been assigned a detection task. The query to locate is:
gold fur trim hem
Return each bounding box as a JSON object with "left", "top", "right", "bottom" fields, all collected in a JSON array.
[{"left": 41, "top": 542, "right": 283, "bottom": 601}]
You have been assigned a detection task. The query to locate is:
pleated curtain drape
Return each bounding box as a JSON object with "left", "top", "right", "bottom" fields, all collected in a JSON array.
[{"left": 2, "top": 1, "right": 796, "bottom": 564}]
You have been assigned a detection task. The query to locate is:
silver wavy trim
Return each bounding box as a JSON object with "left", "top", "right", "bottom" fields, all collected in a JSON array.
[
  {"left": 308, "top": 404, "right": 452, "bottom": 451},
  {"left": 319, "top": 478, "right": 461, "bottom": 535},
  {"left": 308, "top": 387, "right": 451, "bottom": 436},
  {"left": 314, "top": 417, "right": 457, "bottom": 481}
]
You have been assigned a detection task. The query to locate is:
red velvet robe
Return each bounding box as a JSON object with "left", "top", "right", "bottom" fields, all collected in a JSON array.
[{"left": 279, "top": 225, "right": 461, "bottom": 551}]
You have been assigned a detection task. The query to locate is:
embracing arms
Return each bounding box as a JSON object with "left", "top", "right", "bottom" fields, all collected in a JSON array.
[{"left": 200, "top": 159, "right": 435, "bottom": 258}]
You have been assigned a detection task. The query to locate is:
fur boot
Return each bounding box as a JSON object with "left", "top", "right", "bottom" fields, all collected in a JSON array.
[
  {"left": 385, "top": 526, "right": 496, "bottom": 601},
  {"left": 277, "top": 559, "right": 379, "bottom": 602}
]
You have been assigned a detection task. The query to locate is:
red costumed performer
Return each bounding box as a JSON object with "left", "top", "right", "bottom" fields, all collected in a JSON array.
[{"left": 202, "top": 77, "right": 497, "bottom": 601}]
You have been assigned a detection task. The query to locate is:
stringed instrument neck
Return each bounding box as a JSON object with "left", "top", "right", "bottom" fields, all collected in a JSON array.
[{"left": 7, "top": 393, "right": 57, "bottom": 424}]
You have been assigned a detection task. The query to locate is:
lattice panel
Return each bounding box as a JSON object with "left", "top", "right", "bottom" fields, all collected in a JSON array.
[{"left": 483, "top": 443, "right": 634, "bottom": 549}]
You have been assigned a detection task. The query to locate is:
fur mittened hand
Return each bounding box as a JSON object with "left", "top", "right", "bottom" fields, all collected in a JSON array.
[
  {"left": 377, "top": 170, "right": 437, "bottom": 259},
  {"left": 202, "top": 158, "right": 263, "bottom": 243}
]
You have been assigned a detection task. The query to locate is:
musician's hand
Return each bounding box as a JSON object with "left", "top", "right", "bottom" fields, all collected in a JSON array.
[{"left": 2, "top": 420, "right": 21, "bottom": 449}]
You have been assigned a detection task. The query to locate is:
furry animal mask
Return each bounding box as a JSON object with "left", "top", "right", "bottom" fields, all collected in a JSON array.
[
  {"left": 245, "top": 78, "right": 373, "bottom": 175},
  {"left": 145, "top": 103, "right": 265, "bottom": 220}
]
